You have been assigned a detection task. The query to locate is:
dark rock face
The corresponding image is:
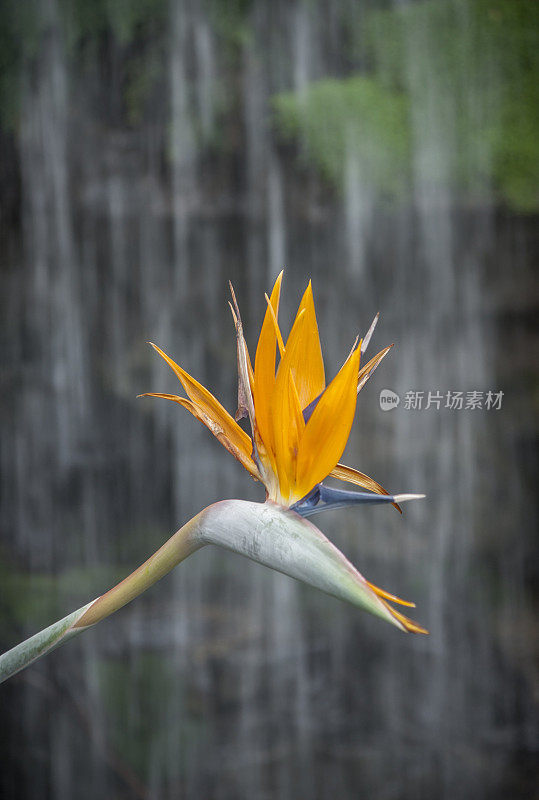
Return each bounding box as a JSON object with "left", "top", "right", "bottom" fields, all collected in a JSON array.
[{"left": 1, "top": 1, "right": 537, "bottom": 798}]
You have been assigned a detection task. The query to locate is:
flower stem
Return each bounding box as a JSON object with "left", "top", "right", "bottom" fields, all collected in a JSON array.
[
  {"left": 74, "top": 513, "right": 203, "bottom": 628},
  {"left": 0, "top": 511, "right": 205, "bottom": 684}
]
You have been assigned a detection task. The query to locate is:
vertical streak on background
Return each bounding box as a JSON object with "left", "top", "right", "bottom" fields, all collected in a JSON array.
[{"left": 1, "top": 0, "right": 537, "bottom": 798}]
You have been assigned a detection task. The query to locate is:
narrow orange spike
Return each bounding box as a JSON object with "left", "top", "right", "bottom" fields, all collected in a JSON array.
[
  {"left": 271, "top": 309, "right": 307, "bottom": 500},
  {"left": 263, "top": 289, "right": 307, "bottom": 463},
  {"left": 288, "top": 281, "right": 326, "bottom": 410},
  {"left": 295, "top": 343, "right": 361, "bottom": 499},
  {"left": 253, "top": 272, "right": 284, "bottom": 460},
  {"left": 384, "top": 604, "right": 429, "bottom": 635},
  {"left": 289, "top": 374, "right": 306, "bottom": 438},
  {"left": 264, "top": 293, "right": 285, "bottom": 356},
  {"left": 138, "top": 392, "right": 185, "bottom": 402},
  {"left": 366, "top": 581, "right": 416, "bottom": 607},
  {"left": 288, "top": 356, "right": 306, "bottom": 487},
  {"left": 146, "top": 345, "right": 256, "bottom": 465}
]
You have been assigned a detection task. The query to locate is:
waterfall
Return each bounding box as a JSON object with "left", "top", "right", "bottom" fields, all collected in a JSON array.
[{"left": 1, "top": 1, "right": 537, "bottom": 798}]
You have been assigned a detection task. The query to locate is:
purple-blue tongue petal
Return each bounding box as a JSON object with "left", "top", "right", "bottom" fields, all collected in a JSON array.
[{"left": 292, "top": 484, "right": 425, "bottom": 517}]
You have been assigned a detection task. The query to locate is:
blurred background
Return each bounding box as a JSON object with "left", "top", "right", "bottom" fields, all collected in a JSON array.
[{"left": 1, "top": 0, "right": 538, "bottom": 798}]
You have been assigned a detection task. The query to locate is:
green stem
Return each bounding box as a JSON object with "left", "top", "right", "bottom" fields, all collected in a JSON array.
[
  {"left": 0, "top": 602, "right": 95, "bottom": 683},
  {"left": 0, "top": 511, "right": 205, "bottom": 684},
  {"left": 74, "top": 513, "right": 203, "bottom": 628}
]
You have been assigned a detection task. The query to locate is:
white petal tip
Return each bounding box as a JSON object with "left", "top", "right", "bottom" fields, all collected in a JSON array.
[
  {"left": 361, "top": 312, "right": 380, "bottom": 354},
  {"left": 393, "top": 493, "right": 426, "bottom": 503}
]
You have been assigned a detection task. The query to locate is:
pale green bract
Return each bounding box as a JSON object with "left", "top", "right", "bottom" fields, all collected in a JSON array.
[{"left": 0, "top": 500, "right": 409, "bottom": 684}]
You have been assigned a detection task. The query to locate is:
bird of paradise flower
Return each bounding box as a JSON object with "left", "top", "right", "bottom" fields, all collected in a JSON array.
[{"left": 0, "top": 274, "right": 427, "bottom": 684}]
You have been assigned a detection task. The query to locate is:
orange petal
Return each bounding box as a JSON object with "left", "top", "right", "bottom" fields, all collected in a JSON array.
[
  {"left": 264, "top": 293, "right": 285, "bottom": 357},
  {"left": 146, "top": 344, "right": 256, "bottom": 460},
  {"left": 271, "top": 309, "right": 307, "bottom": 499},
  {"left": 138, "top": 392, "right": 260, "bottom": 479},
  {"left": 295, "top": 344, "right": 361, "bottom": 499},
  {"left": 253, "top": 271, "right": 283, "bottom": 457},
  {"left": 288, "top": 281, "right": 325, "bottom": 410},
  {"left": 382, "top": 603, "right": 429, "bottom": 634},
  {"left": 329, "top": 462, "right": 402, "bottom": 513},
  {"left": 366, "top": 580, "right": 416, "bottom": 607}
]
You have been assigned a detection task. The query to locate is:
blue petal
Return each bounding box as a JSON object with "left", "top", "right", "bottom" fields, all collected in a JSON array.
[{"left": 292, "top": 484, "right": 424, "bottom": 517}]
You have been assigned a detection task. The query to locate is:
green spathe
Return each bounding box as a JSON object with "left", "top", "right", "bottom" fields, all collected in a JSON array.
[
  {"left": 0, "top": 500, "right": 405, "bottom": 684},
  {"left": 202, "top": 500, "right": 398, "bottom": 624}
]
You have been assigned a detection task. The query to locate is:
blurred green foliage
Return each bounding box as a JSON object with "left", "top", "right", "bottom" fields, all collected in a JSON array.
[
  {"left": 0, "top": 1, "right": 40, "bottom": 128},
  {"left": 273, "top": 0, "right": 539, "bottom": 210},
  {"left": 0, "top": 0, "right": 251, "bottom": 139},
  {"left": 62, "top": 0, "right": 167, "bottom": 46},
  {"left": 0, "top": 0, "right": 537, "bottom": 209},
  {"left": 273, "top": 76, "right": 410, "bottom": 198},
  {"left": 207, "top": 0, "right": 253, "bottom": 52},
  {"left": 0, "top": 0, "right": 169, "bottom": 129}
]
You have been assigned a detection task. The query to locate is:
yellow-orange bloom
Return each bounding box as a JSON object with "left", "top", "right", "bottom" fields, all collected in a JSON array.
[
  {"left": 140, "top": 274, "right": 427, "bottom": 633},
  {"left": 140, "top": 272, "right": 393, "bottom": 507}
]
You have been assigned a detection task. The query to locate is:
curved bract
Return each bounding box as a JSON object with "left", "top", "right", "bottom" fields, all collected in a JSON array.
[
  {"left": 0, "top": 499, "right": 426, "bottom": 683},
  {"left": 198, "top": 500, "right": 407, "bottom": 628}
]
